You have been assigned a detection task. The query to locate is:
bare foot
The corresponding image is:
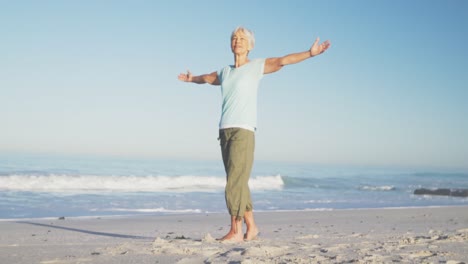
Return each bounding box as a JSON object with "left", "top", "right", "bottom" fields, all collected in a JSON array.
[
  {"left": 218, "top": 231, "right": 243, "bottom": 242},
  {"left": 244, "top": 226, "right": 259, "bottom": 241},
  {"left": 217, "top": 215, "right": 244, "bottom": 242}
]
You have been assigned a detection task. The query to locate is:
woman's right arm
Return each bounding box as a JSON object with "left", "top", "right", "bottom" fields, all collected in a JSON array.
[{"left": 178, "top": 71, "right": 220, "bottom": 85}]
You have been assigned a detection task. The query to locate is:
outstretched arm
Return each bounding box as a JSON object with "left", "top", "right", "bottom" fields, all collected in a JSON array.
[
  {"left": 178, "top": 70, "right": 220, "bottom": 85},
  {"left": 264, "top": 37, "right": 331, "bottom": 74}
]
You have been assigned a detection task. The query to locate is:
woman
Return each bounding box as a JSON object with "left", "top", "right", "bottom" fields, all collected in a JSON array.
[{"left": 178, "top": 27, "right": 330, "bottom": 242}]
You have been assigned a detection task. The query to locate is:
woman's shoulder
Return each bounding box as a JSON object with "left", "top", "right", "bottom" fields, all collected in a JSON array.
[{"left": 251, "top": 58, "right": 266, "bottom": 63}]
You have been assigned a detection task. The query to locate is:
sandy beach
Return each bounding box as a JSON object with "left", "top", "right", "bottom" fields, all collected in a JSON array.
[{"left": 0, "top": 206, "right": 467, "bottom": 264}]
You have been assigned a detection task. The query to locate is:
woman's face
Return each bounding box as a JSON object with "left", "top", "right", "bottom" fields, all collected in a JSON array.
[{"left": 231, "top": 31, "right": 252, "bottom": 55}]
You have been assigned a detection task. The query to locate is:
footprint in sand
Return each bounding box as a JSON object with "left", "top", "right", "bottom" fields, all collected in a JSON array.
[
  {"left": 408, "top": 250, "right": 435, "bottom": 259},
  {"left": 241, "top": 245, "right": 288, "bottom": 258},
  {"left": 153, "top": 235, "right": 223, "bottom": 259}
]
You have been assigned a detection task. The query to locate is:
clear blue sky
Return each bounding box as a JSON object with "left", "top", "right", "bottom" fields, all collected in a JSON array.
[{"left": 1, "top": 0, "right": 467, "bottom": 169}]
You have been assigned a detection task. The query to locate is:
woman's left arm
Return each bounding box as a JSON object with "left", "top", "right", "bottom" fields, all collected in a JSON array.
[{"left": 264, "top": 37, "right": 331, "bottom": 74}]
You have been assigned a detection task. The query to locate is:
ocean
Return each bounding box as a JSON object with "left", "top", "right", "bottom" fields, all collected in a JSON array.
[{"left": 1, "top": 153, "right": 467, "bottom": 220}]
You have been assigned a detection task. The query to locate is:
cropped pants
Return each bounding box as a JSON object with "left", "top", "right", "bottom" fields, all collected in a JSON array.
[{"left": 219, "top": 128, "right": 255, "bottom": 220}]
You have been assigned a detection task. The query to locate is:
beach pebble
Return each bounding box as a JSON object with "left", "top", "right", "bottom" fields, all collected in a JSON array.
[
  {"left": 446, "top": 261, "right": 465, "bottom": 264},
  {"left": 428, "top": 244, "right": 439, "bottom": 250},
  {"left": 409, "top": 250, "right": 435, "bottom": 259},
  {"left": 431, "top": 235, "right": 448, "bottom": 240}
]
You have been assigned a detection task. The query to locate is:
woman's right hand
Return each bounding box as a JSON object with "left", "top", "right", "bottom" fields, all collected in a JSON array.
[{"left": 178, "top": 70, "right": 192, "bottom": 82}]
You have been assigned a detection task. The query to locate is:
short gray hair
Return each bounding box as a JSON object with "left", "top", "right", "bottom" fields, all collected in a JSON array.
[{"left": 231, "top": 26, "right": 255, "bottom": 48}]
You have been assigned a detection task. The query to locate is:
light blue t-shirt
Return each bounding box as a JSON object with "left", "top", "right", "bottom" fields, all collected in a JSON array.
[{"left": 217, "top": 58, "right": 265, "bottom": 131}]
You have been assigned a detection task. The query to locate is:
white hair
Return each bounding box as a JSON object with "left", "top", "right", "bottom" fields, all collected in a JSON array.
[{"left": 231, "top": 26, "right": 255, "bottom": 48}]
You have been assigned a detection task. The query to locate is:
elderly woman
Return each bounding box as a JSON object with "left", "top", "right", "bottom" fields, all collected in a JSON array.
[{"left": 178, "top": 27, "right": 330, "bottom": 242}]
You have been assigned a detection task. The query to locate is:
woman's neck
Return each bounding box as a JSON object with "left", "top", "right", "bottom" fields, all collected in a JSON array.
[{"left": 234, "top": 54, "right": 249, "bottom": 68}]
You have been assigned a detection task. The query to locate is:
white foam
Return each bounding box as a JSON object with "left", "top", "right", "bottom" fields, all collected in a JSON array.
[
  {"left": 249, "top": 174, "right": 284, "bottom": 190},
  {"left": 360, "top": 185, "right": 396, "bottom": 191},
  {"left": 0, "top": 174, "right": 284, "bottom": 193},
  {"left": 304, "top": 199, "right": 334, "bottom": 204},
  {"left": 96, "top": 207, "right": 203, "bottom": 214}
]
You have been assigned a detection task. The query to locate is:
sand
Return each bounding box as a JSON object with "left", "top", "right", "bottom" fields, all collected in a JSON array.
[{"left": 0, "top": 206, "right": 467, "bottom": 263}]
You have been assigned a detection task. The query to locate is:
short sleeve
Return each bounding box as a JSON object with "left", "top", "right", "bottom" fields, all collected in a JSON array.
[
  {"left": 217, "top": 66, "right": 230, "bottom": 84},
  {"left": 257, "top": 58, "right": 266, "bottom": 78}
]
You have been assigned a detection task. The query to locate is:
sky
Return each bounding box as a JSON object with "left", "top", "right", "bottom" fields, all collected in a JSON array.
[{"left": 1, "top": 0, "right": 467, "bottom": 170}]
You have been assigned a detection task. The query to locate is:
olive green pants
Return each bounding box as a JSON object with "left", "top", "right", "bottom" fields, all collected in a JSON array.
[{"left": 219, "top": 128, "right": 255, "bottom": 220}]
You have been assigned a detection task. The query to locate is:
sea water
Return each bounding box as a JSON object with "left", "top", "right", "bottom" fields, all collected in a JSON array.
[{"left": 0, "top": 153, "right": 467, "bottom": 219}]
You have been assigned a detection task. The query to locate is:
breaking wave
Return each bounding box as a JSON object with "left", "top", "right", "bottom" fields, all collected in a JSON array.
[{"left": 0, "top": 174, "right": 284, "bottom": 193}]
